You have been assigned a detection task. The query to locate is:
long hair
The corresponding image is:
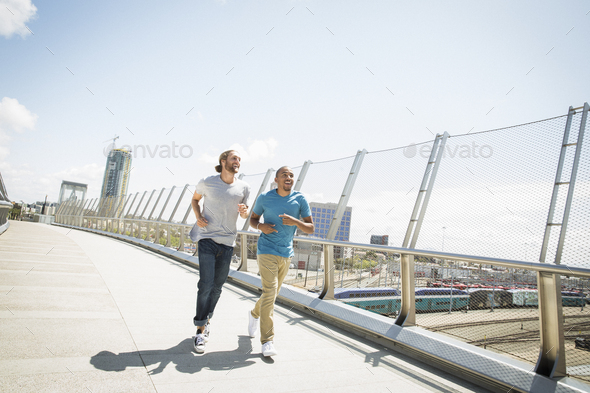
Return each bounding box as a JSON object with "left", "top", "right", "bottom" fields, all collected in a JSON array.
[{"left": 215, "top": 150, "right": 238, "bottom": 173}]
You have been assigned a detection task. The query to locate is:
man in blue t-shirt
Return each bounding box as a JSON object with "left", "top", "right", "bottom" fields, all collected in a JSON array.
[{"left": 247, "top": 166, "right": 314, "bottom": 357}]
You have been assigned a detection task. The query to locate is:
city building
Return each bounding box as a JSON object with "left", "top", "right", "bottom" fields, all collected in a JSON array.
[
  {"left": 370, "top": 235, "right": 389, "bottom": 246},
  {"left": 58, "top": 181, "right": 88, "bottom": 205},
  {"left": 295, "top": 202, "right": 352, "bottom": 269},
  {"left": 308, "top": 202, "right": 352, "bottom": 242},
  {"left": 99, "top": 148, "right": 132, "bottom": 217}
]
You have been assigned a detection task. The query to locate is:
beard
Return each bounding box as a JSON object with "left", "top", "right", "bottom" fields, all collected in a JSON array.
[{"left": 225, "top": 161, "right": 239, "bottom": 174}]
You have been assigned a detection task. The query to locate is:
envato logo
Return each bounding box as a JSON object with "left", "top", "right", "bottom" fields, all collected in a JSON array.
[
  {"left": 403, "top": 141, "right": 493, "bottom": 159},
  {"left": 103, "top": 142, "right": 194, "bottom": 158}
]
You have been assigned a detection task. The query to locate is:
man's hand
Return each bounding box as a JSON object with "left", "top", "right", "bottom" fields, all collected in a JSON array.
[
  {"left": 259, "top": 223, "right": 278, "bottom": 234},
  {"left": 279, "top": 213, "right": 298, "bottom": 226},
  {"left": 279, "top": 213, "right": 314, "bottom": 234},
  {"left": 196, "top": 217, "right": 208, "bottom": 228},
  {"left": 238, "top": 203, "right": 248, "bottom": 218}
]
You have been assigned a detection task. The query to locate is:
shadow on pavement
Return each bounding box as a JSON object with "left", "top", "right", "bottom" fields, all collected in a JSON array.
[{"left": 90, "top": 335, "right": 258, "bottom": 375}]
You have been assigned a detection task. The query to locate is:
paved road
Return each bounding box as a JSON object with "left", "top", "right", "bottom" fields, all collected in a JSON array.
[{"left": 0, "top": 221, "right": 489, "bottom": 393}]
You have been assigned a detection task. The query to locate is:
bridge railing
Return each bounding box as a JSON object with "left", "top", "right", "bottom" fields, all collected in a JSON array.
[
  {"left": 0, "top": 172, "right": 12, "bottom": 234},
  {"left": 55, "top": 103, "right": 590, "bottom": 386}
]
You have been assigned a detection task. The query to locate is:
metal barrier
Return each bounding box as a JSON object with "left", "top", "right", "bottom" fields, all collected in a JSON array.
[
  {"left": 0, "top": 200, "right": 11, "bottom": 235},
  {"left": 0, "top": 172, "right": 12, "bottom": 234},
  {"left": 55, "top": 103, "right": 590, "bottom": 386}
]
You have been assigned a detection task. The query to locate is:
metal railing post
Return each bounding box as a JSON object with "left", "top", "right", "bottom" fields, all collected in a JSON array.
[
  {"left": 539, "top": 106, "right": 576, "bottom": 262},
  {"left": 178, "top": 226, "right": 186, "bottom": 252},
  {"left": 84, "top": 199, "right": 92, "bottom": 227},
  {"left": 63, "top": 200, "right": 76, "bottom": 224},
  {"left": 55, "top": 202, "right": 67, "bottom": 222},
  {"left": 65, "top": 200, "right": 77, "bottom": 225},
  {"left": 113, "top": 195, "right": 127, "bottom": 233},
  {"left": 122, "top": 193, "right": 139, "bottom": 235},
  {"left": 555, "top": 102, "right": 588, "bottom": 263},
  {"left": 166, "top": 224, "right": 171, "bottom": 247},
  {"left": 168, "top": 184, "right": 189, "bottom": 222},
  {"left": 138, "top": 190, "right": 156, "bottom": 239},
  {"left": 95, "top": 197, "right": 107, "bottom": 228},
  {"left": 321, "top": 244, "right": 335, "bottom": 300},
  {"left": 77, "top": 199, "right": 91, "bottom": 227},
  {"left": 131, "top": 191, "right": 147, "bottom": 237},
  {"left": 534, "top": 103, "right": 588, "bottom": 379},
  {"left": 404, "top": 132, "right": 449, "bottom": 248},
  {"left": 293, "top": 160, "right": 312, "bottom": 192},
  {"left": 156, "top": 187, "right": 175, "bottom": 244},
  {"left": 320, "top": 150, "right": 367, "bottom": 300},
  {"left": 242, "top": 168, "right": 274, "bottom": 231},
  {"left": 132, "top": 191, "right": 147, "bottom": 219},
  {"left": 70, "top": 200, "right": 83, "bottom": 226},
  {"left": 147, "top": 188, "right": 165, "bottom": 242},
  {"left": 398, "top": 133, "right": 448, "bottom": 327},
  {"left": 534, "top": 272, "right": 566, "bottom": 378},
  {"left": 238, "top": 233, "right": 248, "bottom": 272},
  {"left": 395, "top": 254, "right": 416, "bottom": 326}
]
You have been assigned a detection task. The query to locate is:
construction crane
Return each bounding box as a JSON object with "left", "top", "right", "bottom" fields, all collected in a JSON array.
[
  {"left": 103, "top": 135, "right": 119, "bottom": 146},
  {"left": 102, "top": 135, "right": 119, "bottom": 155}
]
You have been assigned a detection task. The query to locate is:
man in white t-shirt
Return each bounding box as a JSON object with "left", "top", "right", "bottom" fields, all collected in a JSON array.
[{"left": 189, "top": 150, "right": 250, "bottom": 353}]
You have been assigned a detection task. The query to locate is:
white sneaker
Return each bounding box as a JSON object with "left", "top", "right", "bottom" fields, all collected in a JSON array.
[
  {"left": 261, "top": 341, "right": 277, "bottom": 357},
  {"left": 203, "top": 322, "right": 210, "bottom": 343},
  {"left": 193, "top": 333, "right": 206, "bottom": 353},
  {"left": 248, "top": 311, "right": 259, "bottom": 338}
]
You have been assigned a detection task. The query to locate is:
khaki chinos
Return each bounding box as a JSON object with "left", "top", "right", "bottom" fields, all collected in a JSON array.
[{"left": 250, "top": 254, "right": 291, "bottom": 344}]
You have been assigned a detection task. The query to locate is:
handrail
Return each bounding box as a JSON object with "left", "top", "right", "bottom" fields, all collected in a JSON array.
[
  {"left": 0, "top": 200, "right": 12, "bottom": 235},
  {"left": 60, "top": 211, "right": 590, "bottom": 279}
]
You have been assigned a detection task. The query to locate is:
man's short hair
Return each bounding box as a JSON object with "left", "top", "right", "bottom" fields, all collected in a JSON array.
[
  {"left": 275, "top": 166, "right": 291, "bottom": 177},
  {"left": 215, "top": 150, "right": 238, "bottom": 173}
]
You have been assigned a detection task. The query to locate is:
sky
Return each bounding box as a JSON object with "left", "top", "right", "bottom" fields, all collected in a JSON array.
[
  {"left": 0, "top": 0, "right": 588, "bottom": 204},
  {"left": 1, "top": 0, "right": 589, "bottom": 264}
]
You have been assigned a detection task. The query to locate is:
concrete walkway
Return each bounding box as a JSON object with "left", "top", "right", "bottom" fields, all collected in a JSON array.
[{"left": 0, "top": 221, "right": 489, "bottom": 393}]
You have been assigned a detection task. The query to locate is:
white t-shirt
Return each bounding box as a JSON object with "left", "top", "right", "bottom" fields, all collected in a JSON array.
[{"left": 189, "top": 175, "right": 250, "bottom": 247}]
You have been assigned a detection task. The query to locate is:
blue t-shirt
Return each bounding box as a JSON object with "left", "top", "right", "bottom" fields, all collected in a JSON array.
[{"left": 253, "top": 190, "right": 311, "bottom": 258}]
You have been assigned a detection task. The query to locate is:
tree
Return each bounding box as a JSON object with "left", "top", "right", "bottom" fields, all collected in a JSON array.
[
  {"left": 9, "top": 206, "right": 22, "bottom": 220},
  {"left": 365, "top": 250, "right": 378, "bottom": 260}
]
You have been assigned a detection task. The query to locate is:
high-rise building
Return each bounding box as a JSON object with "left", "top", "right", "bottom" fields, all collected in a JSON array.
[
  {"left": 100, "top": 148, "right": 132, "bottom": 216},
  {"left": 58, "top": 181, "right": 87, "bottom": 204},
  {"left": 295, "top": 202, "right": 352, "bottom": 266},
  {"left": 307, "top": 202, "right": 352, "bottom": 242}
]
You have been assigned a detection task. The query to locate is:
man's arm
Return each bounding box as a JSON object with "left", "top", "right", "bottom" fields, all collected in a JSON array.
[
  {"left": 191, "top": 191, "right": 208, "bottom": 227},
  {"left": 250, "top": 212, "right": 277, "bottom": 234},
  {"left": 279, "top": 214, "right": 314, "bottom": 234}
]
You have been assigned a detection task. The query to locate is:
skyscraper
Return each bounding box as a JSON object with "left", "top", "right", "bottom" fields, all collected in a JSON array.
[
  {"left": 295, "top": 201, "right": 352, "bottom": 265},
  {"left": 307, "top": 202, "right": 352, "bottom": 242},
  {"left": 100, "top": 148, "right": 132, "bottom": 216}
]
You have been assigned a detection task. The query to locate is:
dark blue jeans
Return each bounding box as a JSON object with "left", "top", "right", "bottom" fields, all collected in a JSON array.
[{"left": 193, "top": 238, "right": 234, "bottom": 327}]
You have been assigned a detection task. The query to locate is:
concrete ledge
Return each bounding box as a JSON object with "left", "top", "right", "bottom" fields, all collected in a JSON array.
[{"left": 52, "top": 222, "right": 590, "bottom": 393}]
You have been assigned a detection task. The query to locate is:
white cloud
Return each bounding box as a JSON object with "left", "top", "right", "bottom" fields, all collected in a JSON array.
[
  {"left": 0, "top": 96, "right": 38, "bottom": 161},
  {"left": 198, "top": 152, "right": 219, "bottom": 167},
  {"left": 199, "top": 138, "right": 279, "bottom": 166},
  {"left": 229, "top": 138, "right": 278, "bottom": 163},
  {"left": 0, "top": 161, "right": 104, "bottom": 202},
  {"left": 0, "top": 0, "right": 37, "bottom": 38},
  {"left": 0, "top": 96, "right": 37, "bottom": 133}
]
